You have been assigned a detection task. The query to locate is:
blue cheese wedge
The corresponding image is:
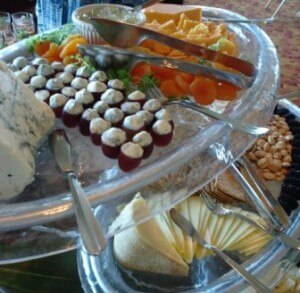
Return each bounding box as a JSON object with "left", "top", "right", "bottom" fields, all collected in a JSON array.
[{"left": 0, "top": 60, "right": 55, "bottom": 200}]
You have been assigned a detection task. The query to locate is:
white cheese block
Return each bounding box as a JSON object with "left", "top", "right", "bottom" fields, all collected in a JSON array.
[
  {"left": 0, "top": 60, "right": 55, "bottom": 200},
  {"left": 113, "top": 195, "right": 189, "bottom": 276}
]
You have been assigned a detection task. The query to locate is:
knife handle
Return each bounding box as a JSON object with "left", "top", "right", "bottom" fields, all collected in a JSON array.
[
  {"left": 211, "top": 246, "right": 272, "bottom": 293},
  {"left": 68, "top": 172, "right": 107, "bottom": 255}
]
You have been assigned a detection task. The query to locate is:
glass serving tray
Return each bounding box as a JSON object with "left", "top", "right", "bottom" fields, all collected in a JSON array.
[{"left": 0, "top": 6, "right": 279, "bottom": 263}]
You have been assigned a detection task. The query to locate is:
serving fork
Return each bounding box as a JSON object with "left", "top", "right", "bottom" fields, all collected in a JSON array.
[
  {"left": 170, "top": 208, "right": 272, "bottom": 293},
  {"left": 201, "top": 191, "right": 300, "bottom": 250},
  {"left": 146, "top": 86, "right": 269, "bottom": 137}
]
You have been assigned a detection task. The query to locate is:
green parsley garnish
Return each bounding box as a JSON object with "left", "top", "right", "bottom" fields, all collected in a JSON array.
[
  {"left": 71, "top": 54, "right": 97, "bottom": 72},
  {"left": 138, "top": 74, "right": 159, "bottom": 92}
]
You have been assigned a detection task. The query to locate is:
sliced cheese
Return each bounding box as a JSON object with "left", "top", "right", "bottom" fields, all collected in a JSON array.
[
  {"left": 144, "top": 4, "right": 202, "bottom": 25},
  {"left": 0, "top": 60, "right": 55, "bottom": 200}
]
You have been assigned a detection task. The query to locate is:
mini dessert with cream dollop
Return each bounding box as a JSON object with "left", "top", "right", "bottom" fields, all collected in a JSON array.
[
  {"left": 76, "top": 66, "right": 93, "bottom": 78},
  {"left": 37, "top": 64, "right": 55, "bottom": 78},
  {"left": 122, "top": 115, "right": 145, "bottom": 140},
  {"left": 135, "top": 110, "right": 154, "bottom": 129},
  {"left": 89, "top": 70, "right": 107, "bottom": 83},
  {"left": 62, "top": 99, "right": 84, "bottom": 127},
  {"left": 87, "top": 81, "right": 107, "bottom": 100},
  {"left": 46, "top": 78, "right": 64, "bottom": 95},
  {"left": 49, "top": 93, "right": 69, "bottom": 117},
  {"left": 79, "top": 108, "right": 100, "bottom": 136},
  {"left": 143, "top": 98, "right": 161, "bottom": 113},
  {"left": 64, "top": 63, "right": 78, "bottom": 75},
  {"left": 61, "top": 86, "right": 76, "bottom": 99},
  {"left": 56, "top": 72, "right": 74, "bottom": 86},
  {"left": 13, "top": 56, "right": 29, "bottom": 69},
  {"left": 101, "top": 127, "right": 127, "bottom": 159},
  {"left": 35, "top": 89, "right": 50, "bottom": 104},
  {"left": 75, "top": 89, "right": 95, "bottom": 109},
  {"left": 71, "top": 77, "right": 88, "bottom": 90},
  {"left": 151, "top": 120, "right": 173, "bottom": 146},
  {"left": 121, "top": 102, "right": 141, "bottom": 116},
  {"left": 101, "top": 88, "right": 124, "bottom": 108},
  {"left": 107, "top": 79, "right": 125, "bottom": 93},
  {"left": 118, "top": 142, "right": 144, "bottom": 172},
  {"left": 22, "top": 65, "right": 37, "bottom": 77},
  {"left": 127, "top": 90, "right": 146, "bottom": 106},
  {"left": 51, "top": 61, "right": 64, "bottom": 73},
  {"left": 30, "top": 75, "right": 47, "bottom": 90},
  {"left": 93, "top": 100, "right": 109, "bottom": 116},
  {"left": 104, "top": 107, "right": 124, "bottom": 127},
  {"left": 15, "top": 71, "right": 30, "bottom": 83},
  {"left": 155, "top": 108, "right": 173, "bottom": 128},
  {"left": 89, "top": 117, "right": 111, "bottom": 146},
  {"left": 133, "top": 131, "right": 154, "bottom": 159},
  {"left": 32, "top": 57, "right": 49, "bottom": 68}
]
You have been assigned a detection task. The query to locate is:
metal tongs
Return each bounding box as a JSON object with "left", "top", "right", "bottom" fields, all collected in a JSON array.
[
  {"left": 89, "top": 17, "right": 256, "bottom": 88},
  {"left": 78, "top": 44, "right": 253, "bottom": 89}
]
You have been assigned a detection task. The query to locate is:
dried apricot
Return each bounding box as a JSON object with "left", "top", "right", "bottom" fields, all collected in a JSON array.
[{"left": 190, "top": 77, "right": 217, "bottom": 105}]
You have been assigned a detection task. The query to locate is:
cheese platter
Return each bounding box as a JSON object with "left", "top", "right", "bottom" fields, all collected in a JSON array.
[{"left": 0, "top": 4, "right": 283, "bottom": 266}]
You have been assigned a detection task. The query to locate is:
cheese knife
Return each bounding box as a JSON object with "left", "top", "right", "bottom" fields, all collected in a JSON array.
[
  {"left": 170, "top": 208, "right": 272, "bottom": 293},
  {"left": 49, "top": 129, "right": 106, "bottom": 255}
]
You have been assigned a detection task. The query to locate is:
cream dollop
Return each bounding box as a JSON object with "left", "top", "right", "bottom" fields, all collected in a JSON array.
[
  {"left": 133, "top": 131, "right": 153, "bottom": 147},
  {"left": 64, "top": 64, "right": 78, "bottom": 74},
  {"left": 101, "top": 88, "right": 124, "bottom": 105},
  {"left": 108, "top": 79, "right": 124, "bottom": 90},
  {"left": 127, "top": 90, "right": 145, "bottom": 102},
  {"left": 35, "top": 90, "right": 50, "bottom": 102},
  {"left": 75, "top": 89, "right": 94, "bottom": 105},
  {"left": 61, "top": 86, "right": 76, "bottom": 98},
  {"left": 87, "top": 81, "right": 107, "bottom": 93},
  {"left": 82, "top": 108, "right": 99, "bottom": 120},
  {"left": 121, "top": 142, "right": 143, "bottom": 159},
  {"left": 49, "top": 94, "right": 68, "bottom": 107},
  {"left": 93, "top": 100, "right": 109, "bottom": 115},
  {"left": 123, "top": 115, "right": 144, "bottom": 131},
  {"left": 90, "top": 117, "right": 111, "bottom": 134},
  {"left": 22, "top": 65, "right": 36, "bottom": 77},
  {"left": 89, "top": 70, "right": 107, "bottom": 82},
  {"left": 135, "top": 110, "right": 154, "bottom": 125},
  {"left": 104, "top": 108, "right": 124, "bottom": 123},
  {"left": 121, "top": 102, "right": 141, "bottom": 114},
  {"left": 30, "top": 75, "right": 47, "bottom": 88},
  {"left": 101, "top": 127, "right": 126, "bottom": 147},
  {"left": 63, "top": 99, "right": 84, "bottom": 115},
  {"left": 152, "top": 120, "right": 172, "bottom": 135},
  {"left": 143, "top": 99, "right": 161, "bottom": 112},
  {"left": 56, "top": 72, "right": 74, "bottom": 85},
  {"left": 71, "top": 77, "right": 88, "bottom": 90}
]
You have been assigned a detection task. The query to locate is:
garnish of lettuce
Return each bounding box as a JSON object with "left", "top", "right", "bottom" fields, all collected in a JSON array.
[
  {"left": 71, "top": 54, "right": 97, "bottom": 72},
  {"left": 107, "top": 68, "right": 134, "bottom": 93},
  {"left": 25, "top": 23, "right": 75, "bottom": 54},
  {"left": 208, "top": 36, "right": 227, "bottom": 51}
]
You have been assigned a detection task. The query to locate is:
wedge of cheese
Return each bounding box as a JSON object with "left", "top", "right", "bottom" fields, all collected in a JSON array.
[
  {"left": 144, "top": 4, "right": 202, "bottom": 25},
  {"left": 0, "top": 60, "right": 55, "bottom": 200},
  {"left": 113, "top": 196, "right": 189, "bottom": 276}
]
